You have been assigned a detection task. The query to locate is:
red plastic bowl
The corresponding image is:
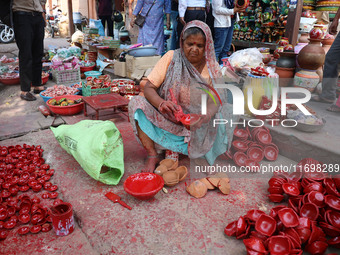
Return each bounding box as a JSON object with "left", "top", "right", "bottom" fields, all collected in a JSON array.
[
  {"left": 47, "top": 95, "right": 84, "bottom": 116},
  {"left": 80, "top": 64, "right": 95, "bottom": 73},
  {"left": 42, "top": 75, "right": 49, "bottom": 85},
  {"left": 124, "top": 173, "right": 164, "bottom": 200},
  {"left": 0, "top": 77, "right": 20, "bottom": 85}
]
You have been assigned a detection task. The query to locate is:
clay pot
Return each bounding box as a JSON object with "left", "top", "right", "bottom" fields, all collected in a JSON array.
[
  {"left": 275, "top": 67, "right": 295, "bottom": 87},
  {"left": 273, "top": 47, "right": 284, "bottom": 59},
  {"left": 322, "top": 38, "right": 334, "bottom": 54},
  {"left": 294, "top": 69, "right": 320, "bottom": 93},
  {"left": 159, "top": 159, "right": 178, "bottom": 171},
  {"left": 278, "top": 37, "right": 289, "bottom": 47},
  {"left": 297, "top": 39, "right": 325, "bottom": 70},
  {"left": 235, "top": 0, "right": 249, "bottom": 9},
  {"left": 309, "top": 25, "right": 324, "bottom": 40},
  {"left": 276, "top": 52, "right": 297, "bottom": 68},
  {"left": 262, "top": 53, "right": 271, "bottom": 65},
  {"left": 299, "top": 33, "right": 309, "bottom": 43}
]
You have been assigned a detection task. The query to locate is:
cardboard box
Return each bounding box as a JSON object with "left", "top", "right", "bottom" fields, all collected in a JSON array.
[
  {"left": 126, "top": 55, "right": 161, "bottom": 79},
  {"left": 114, "top": 61, "right": 126, "bottom": 77}
]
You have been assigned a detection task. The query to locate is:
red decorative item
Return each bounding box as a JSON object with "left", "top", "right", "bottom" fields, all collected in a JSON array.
[
  {"left": 282, "top": 183, "right": 300, "bottom": 196},
  {"left": 233, "top": 152, "right": 248, "bottom": 167},
  {"left": 264, "top": 146, "right": 278, "bottom": 161},
  {"left": 300, "top": 203, "right": 319, "bottom": 221},
  {"left": 250, "top": 66, "right": 269, "bottom": 77},
  {"left": 17, "top": 226, "right": 30, "bottom": 235},
  {"left": 255, "top": 214, "right": 276, "bottom": 236},
  {"left": 50, "top": 202, "right": 75, "bottom": 236},
  {"left": 268, "top": 235, "right": 291, "bottom": 254},
  {"left": 309, "top": 25, "right": 324, "bottom": 40},
  {"left": 30, "top": 225, "right": 42, "bottom": 234},
  {"left": 277, "top": 208, "right": 299, "bottom": 228},
  {"left": 247, "top": 147, "right": 264, "bottom": 162},
  {"left": 235, "top": 0, "right": 249, "bottom": 9},
  {"left": 124, "top": 173, "right": 164, "bottom": 200}
]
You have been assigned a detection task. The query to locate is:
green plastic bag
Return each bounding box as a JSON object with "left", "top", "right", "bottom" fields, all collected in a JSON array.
[{"left": 51, "top": 120, "right": 124, "bottom": 185}]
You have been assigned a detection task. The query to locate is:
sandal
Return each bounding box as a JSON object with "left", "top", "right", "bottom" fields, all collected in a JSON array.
[
  {"left": 33, "top": 86, "right": 47, "bottom": 94},
  {"left": 327, "top": 104, "right": 340, "bottom": 112},
  {"left": 311, "top": 95, "right": 334, "bottom": 103},
  {"left": 20, "top": 92, "right": 36, "bottom": 101}
]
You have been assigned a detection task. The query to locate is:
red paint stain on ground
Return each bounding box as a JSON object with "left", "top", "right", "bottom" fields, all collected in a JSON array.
[{"left": 130, "top": 237, "right": 137, "bottom": 243}]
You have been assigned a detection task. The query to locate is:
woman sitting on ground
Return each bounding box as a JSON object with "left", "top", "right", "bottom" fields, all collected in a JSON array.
[{"left": 128, "top": 20, "right": 235, "bottom": 172}]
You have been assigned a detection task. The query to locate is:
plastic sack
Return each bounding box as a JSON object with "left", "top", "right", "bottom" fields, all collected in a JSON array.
[
  {"left": 89, "top": 19, "right": 105, "bottom": 36},
  {"left": 229, "top": 48, "right": 263, "bottom": 70},
  {"left": 51, "top": 120, "right": 124, "bottom": 185}
]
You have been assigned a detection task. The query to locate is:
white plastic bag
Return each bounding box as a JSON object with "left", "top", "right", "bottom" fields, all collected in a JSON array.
[{"left": 228, "top": 48, "right": 263, "bottom": 70}]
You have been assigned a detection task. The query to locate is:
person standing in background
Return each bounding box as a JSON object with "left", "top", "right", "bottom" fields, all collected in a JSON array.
[
  {"left": 96, "top": 0, "right": 115, "bottom": 36},
  {"left": 170, "top": 0, "right": 179, "bottom": 50},
  {"left": 212, "top": 0, "right": 244, "bottom": 64},
  {"left": 177, "top": 0, "right": 209, "bottom": 39},
  {"left": 312, "top": 7, "right": 340, "bottom": 112},
  {"left": 12, "top": 0, "right": 46, "bottom": 101},
  {"left": 131, "top": 0, "right": 171, "bottom": 55}
]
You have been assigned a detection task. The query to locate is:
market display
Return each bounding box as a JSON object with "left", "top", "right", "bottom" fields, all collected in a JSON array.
[
  {"left": 233, "top": 0, "right": 289, "bottom": 43},
  {"left": 0, "top": 144, "right": 74, "bottom": 240},
  {"left": 224, "top": 158, "right": 340, "bottom": 254}
]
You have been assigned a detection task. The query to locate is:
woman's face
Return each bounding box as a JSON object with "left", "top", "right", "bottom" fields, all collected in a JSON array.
[{"left": 182, "top": 33, "right": 206, "bottom": 65}]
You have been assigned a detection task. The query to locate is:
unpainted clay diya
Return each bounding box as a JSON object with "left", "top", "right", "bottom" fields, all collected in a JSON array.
[
  {"left": 162, "top": 171, "right": 179, "bottom": 187},
  {"left": 186, "top": 180, "right": 208, "bottom": 198},
  {"left": 159, "top": 158, "right": 178, "bottom": 171}
]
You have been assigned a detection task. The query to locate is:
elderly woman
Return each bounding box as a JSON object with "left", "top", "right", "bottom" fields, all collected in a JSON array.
[
  {"left": 131, "top": 0, "right": 171, "bottom": 55},
  {"left": 128, "top": 20, "right": 235, "bottom": 172}
]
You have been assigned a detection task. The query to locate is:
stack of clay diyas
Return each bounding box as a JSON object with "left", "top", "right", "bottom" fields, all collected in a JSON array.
[{"left": 154, "top": 159, "right": 188, "bottom": 187}]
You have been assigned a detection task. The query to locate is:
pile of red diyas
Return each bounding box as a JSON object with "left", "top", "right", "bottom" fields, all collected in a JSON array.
[
  {"left": 224, "top": 157, "right": 340, "bottom": 254},
  {"left": 0, "top": 144, "right": 66, "bottom": 241},
  {"left": 225, "top": 126, "right": 279, "bottom": 170}
]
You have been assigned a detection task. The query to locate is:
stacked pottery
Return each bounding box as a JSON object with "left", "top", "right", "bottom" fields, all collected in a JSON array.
[
  {"left": 296, "top": 32, "right": 325, "bottom": 92},
  {"left": 275, "top": 44, "right": 297, "bottom": 87}
]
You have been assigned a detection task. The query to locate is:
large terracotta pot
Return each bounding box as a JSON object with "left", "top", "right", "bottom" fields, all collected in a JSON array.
[
  {"left": 299, "top": 33, "right": 309, "bottom": 43},
  {"left": 297, "top": 39, "right": 325, "bottom": 70},
  {"left": 275, "top": 67, "right": 295, "bottom": 87},
  {"left": 276, "top": 52, "right": 297, "bottom": 68},
  {"left": 294, "top": 69, "right": 320, "bottom": 92}
]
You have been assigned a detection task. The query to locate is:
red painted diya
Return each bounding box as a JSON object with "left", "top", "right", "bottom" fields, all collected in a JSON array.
[
  {"left": 234, "top": 128, "right": 248, "bottom": 140},
  {"left": 247, "top": 147, "right": 264, "bottom": 162},
  {"left": 233, "top": 152, "right": 248, "bottom": 167},
  {"left": 268, "top": 235, "right": 291, "bottom": 254},
  {"left": 264, "top": 146, "right": 278, "bottom": 161},
  {"left": 282, "top": 183, "right": 300, "bottom": 196},
  {"left": 325, "top": 195, "right": 340, "bottom": 211},
  {"left": 300, "top": 203, "right": 319, "bottom": 221},
  {"left": 268, "top": 194, "right": 284, "bottom": 203},
  {"left": 278, "top": 208, "right": 299, "bottom": 228},
  {"left": 232, "top": 140, "right": 248, "bottom": 152},
  {"left": 255, "top": 214, "right": 276, "bottom": 236},
  {"left": 256, "top": 131, "right": 272, "bottom": 145}
]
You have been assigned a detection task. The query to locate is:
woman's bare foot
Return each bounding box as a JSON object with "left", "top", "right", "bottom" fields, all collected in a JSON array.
[
  {"left": 327, "top": 104, "right": 340, "bottom": 112},
  {"left": 141, "top": 155, "right": 160, "bottom": 173}
]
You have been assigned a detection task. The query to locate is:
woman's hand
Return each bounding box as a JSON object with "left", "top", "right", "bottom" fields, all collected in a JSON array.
[
  {"left": 158, "top": 100, "right": 179, "bottom": 118},
  {"left": 234, "top": 7, "right": 246, "bottom": 13}
]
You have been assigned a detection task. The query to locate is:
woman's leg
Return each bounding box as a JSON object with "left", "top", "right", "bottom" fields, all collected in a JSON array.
[{"left": 136, "top": 122, "right": 160, "bottom": 172}]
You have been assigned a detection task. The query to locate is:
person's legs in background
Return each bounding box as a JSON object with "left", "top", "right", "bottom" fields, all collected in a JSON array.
[
  {"left": 320, "top": 33, "right": 340, "bottom": 101},
  {"left": 106, "top": 15, "right": 114, "bottom": 37},
  {"left": 31, "top": 15, "right": 45, "bottom": 92},
  {"left": 206, "top": 4, "right": 214, "bottom": 39},
  {"left": 214, "top": 27, "right": 228, "bottom": 64},
  {"left": 13, "top": 13, "right": 36, "bottom": 101},
  {"left": 220, "top": 19, "right": 235, "bottom": 60},
  {"left": 170, "top": 10, "right": 178, "bottom": 50}
]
